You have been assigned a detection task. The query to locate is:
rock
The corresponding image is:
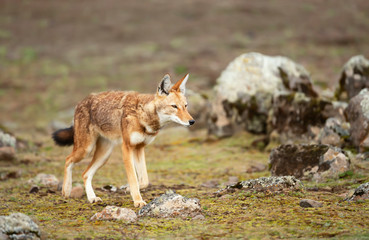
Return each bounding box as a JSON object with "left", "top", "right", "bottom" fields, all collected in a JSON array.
[
  {"left": 208, "top": 52, "right": 317, "bottom": 137},
  {"left": 0, "top": 170, "right": 21, "bottom": 181},
  {"left": 318, "top": 118, "right": 350, "bottom": 147},
  {"left": 246, "top": 163, "right": 267, "bottom": 173},
  {"left": 91, "top": 206, "right": 137, "bottom": 222},
  {"left": 0, "top": 147, "right": 16, "bottom": 161},
  {"left": 355, "top": 152, "right": 369, "bottom": 161},
  {"left": 216, "top": 176, "right": 304, "bottom": 196},
  {"left": 27, "top": 173, "right": 59, "bottom": 189},
  {"left": 335, "top": 55, "right": 369, "bottom": 101},
  {"left": 345, "top": 89, "right": 369, "bottom": 152},
  {"left": 70, "top": 186, "right": 84, "bottom": 198},
  {"left": 269, "top": 144, "right": 350, "bottom": 180},
  {"left": 0, "top": 212, "right": 41, "bottom": 240},
  {"left": 200, "top": 180, "right": 219, "bottom": 188},
  {"left": 0, "top": 130, "right": 16, "bottom": 148},
  {"left": 345, "top": 182, "right": 369, "bottom": 201},
  {"left": 300, "top": 199, "right": 323, "bottom": 208},
  {"left": 138, "top": 190, "right": 202, "bottom": 219},
  {"left": 192, "top": 214, "right": 205, "bottom": 220},
  {"left": 29, "top": 186, "right": 39, "bottom": 194},
  {"left": 268, "top": 92, "right": 335, "bottom": 141}
]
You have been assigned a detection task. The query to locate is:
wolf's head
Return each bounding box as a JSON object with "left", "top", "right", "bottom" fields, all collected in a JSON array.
[{"left": 155, "top": 74, "right": 195, "bottom": 127}]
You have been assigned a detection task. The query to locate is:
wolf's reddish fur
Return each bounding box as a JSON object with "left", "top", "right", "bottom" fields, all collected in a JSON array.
[{"left": 53, "top": 74, "right": 194, "bottom": 207}]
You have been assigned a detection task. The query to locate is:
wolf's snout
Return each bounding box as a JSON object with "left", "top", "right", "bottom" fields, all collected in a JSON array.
[{"left": 189, "top": 120, "right": 195, "bottom": 125}]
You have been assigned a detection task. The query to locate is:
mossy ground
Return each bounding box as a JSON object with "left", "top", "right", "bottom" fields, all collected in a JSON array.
[{"left": 1, "top": 130, "right": 368, "bottom": 239}]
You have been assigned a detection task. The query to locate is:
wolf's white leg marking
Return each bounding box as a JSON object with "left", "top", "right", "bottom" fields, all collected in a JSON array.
[
  {"left": 82, "top": 138, "right": 113, "bottom": 203},
  {"left": 134, "top": 147, "right": 149, "bottom": 189},
  {"left": 62, "top": 162, "right": 74, "bottom": 197}
]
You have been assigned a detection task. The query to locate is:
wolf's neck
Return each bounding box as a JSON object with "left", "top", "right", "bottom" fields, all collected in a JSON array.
[{"left": 139, "top": 97, "right": 161, "bottom": 134}]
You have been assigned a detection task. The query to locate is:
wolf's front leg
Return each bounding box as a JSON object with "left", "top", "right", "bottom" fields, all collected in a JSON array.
[
  {"left": 122, "top": 143, "right": 146, "bottom": 208},
  {"left": 134, "top": 146, "right": 149, "bottom": 189}
]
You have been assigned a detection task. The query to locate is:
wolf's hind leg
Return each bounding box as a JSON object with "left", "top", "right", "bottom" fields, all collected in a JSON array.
[{"left": 82, "top": 138, "right": 113, "bottom": 203}]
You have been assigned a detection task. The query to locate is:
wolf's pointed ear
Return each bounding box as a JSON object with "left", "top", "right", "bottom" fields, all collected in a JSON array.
[
  {"left": 171, "top": 73, "right": 189, "bottom": 94},
  {"left": 157, "top": 74, "right": 172, "bottom": 96}
]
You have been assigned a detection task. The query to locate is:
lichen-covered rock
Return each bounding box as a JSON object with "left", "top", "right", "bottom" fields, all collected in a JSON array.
[
  {"left": 27, "top": 173, "right": 59, "bottom": 189},
  {"left": 0, "top": 130, "right": 16, "bottom": 148},
  {"left": 91, "top": 206, "right": 137, "bottom": 222},
  {"left": 318, "top": 117, "right": 350, "bottom": 146},
  {"left": 345, "top": 182, "right": 369, "bottom": 201},
  {"left": 208, "top": 52, "right": 317, "bottom": 137},
  {"left": 335, "top": 55, "right": 369, "bottom": 101},
  {"left": 269, "top": 144, "right": 350, "bottom": 180},
  {"left": 216, "top": 176, "right": 304, "bottom": 196},
  {"left": 0, "top": 212, "right": 41, "bottom": 240},
  {"left": 268, "top": 92, "right": 333, "bottom": 139},
  {"left": 345, "top": 89, "right": 369, "bottom": 152},
  {"left": 138, "top": 190, "right": 202, "bottom": 219}
]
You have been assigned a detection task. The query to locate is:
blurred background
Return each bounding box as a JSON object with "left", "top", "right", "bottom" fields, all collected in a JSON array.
[{"left": 0, "top": 0, "right": 368, "bottom": 132}]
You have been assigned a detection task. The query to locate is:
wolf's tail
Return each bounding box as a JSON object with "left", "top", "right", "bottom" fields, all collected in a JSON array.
[{"left": 52, "top": 126, "right": 74, "bottom": 146}]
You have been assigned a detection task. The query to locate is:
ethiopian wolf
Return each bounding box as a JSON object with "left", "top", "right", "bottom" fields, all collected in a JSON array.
[{"left": 52, "top": 74, "right": 195, "bottom": 207}]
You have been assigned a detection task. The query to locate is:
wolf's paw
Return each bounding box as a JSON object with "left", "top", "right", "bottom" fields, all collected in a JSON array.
[
  {"left": 89, "top": 197, "right": 102, "bottom": 203},
  {"left": 62, "top": 189, "right": 71, "bottom": 198},
  {"left": 134, "top": 200, "right": 147, "bottom": 208}
]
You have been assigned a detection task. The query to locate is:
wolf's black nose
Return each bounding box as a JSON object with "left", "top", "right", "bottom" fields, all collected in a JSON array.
[{"left": 189, "top": 120, "right": 195, "bottom": 125}]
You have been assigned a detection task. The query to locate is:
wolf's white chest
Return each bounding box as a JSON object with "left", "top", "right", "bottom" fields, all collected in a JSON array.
[{"left": 130, "top": 132, "right": 156, "bottom": 145}]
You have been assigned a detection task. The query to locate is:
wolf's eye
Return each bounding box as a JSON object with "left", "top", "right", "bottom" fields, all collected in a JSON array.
[
  {"left": 171, "top": 105, "right": 178, "bottom": 109},
  {"left": 185, "top": 104, "right": 188, "bottom": 108}
]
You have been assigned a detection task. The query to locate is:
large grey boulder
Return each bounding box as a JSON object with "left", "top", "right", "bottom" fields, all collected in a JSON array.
[
  {"left": 345, "top": 89, "right": 369, "bottom": 152},
  {"left": 269, "top": 144, "right": 350, "bottom": 181},
  {"left": 208, "top": 52, "right": 317, "bottom": 137},
  {"left": 138, "top": 190, "right": 202, "bottom": 219},
  {"left": 0, "top": 213, "right": 41, "bottom": 240},
  {"left": 216, "top": 176, "right": 304, "bottom": 196},
  {"left": 335, "top": 55, "right": 369, "bottom": 101}
]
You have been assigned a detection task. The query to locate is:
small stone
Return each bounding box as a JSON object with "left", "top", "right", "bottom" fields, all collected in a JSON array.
[
  {"left": 0, "top": 146, "right": 16, "bottom": 161},
  {"left": 91, "top": 206, "right": 137, "bottom": 222},
  {"left": 28, "top": 173, "right": 59, "bottom": 189},
  {"left": 200, "top": 180, "right": 219, "bottom": 188},
  {"left": 70, "top": 186, "right": 84, "bottom": 198},
  {"left": 192, "top": 214, "right": 205, "bottom": 220},
  {"left": 29, "top": 186, "right": 39, "bottom": 194},
  {"left": 138, "top": 191, "right": 202, "bottom": 219},
  {"left": 300, "top": 199, "right": 323, "bottom": 208},
  {"left": 0, "top": 170, "right": 21, "bottom": 181}
]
